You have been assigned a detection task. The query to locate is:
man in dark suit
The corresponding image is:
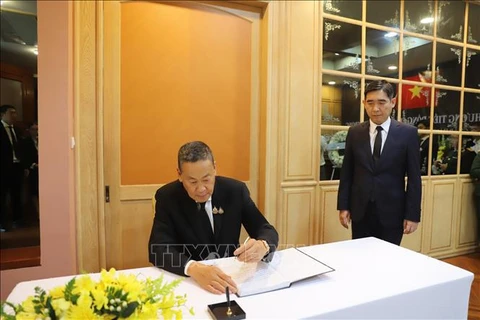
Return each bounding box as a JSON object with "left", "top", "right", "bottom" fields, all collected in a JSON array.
[
  {"left": 337, "top": 81, "right": 422, "bottom": 245},
  {"left": 0, "top": 105, "right": 25, "bottom": 232},
  {"left": 149, "top": 141, "right": 278, "bottom": 294}
]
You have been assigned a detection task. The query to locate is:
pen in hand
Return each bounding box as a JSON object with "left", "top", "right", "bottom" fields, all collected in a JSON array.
[{"left": 234, "top": 237, "right": 250, "bottom": 256}]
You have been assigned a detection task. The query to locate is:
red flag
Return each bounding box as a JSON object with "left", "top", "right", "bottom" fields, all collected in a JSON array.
[{"left": 401, "top": 73, "right": 431, "bottom": 110}]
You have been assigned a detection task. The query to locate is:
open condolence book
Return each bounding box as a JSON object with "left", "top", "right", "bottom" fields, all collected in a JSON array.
[{"left": 201, "top": 247, "right": 334, "bottom": 297}]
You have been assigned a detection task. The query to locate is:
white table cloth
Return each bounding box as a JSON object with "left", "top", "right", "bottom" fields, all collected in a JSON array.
[{"left": 7, "top": 237, "right": 474, "bottom": 319}]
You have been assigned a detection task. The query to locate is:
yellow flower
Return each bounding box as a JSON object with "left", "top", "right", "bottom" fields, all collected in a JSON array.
[
  {"left": 67, "top": 294, "right": 101, "bottom": 320},
  {"left": 19, "top": 296, "right": 36, "bottom": 314},
  {"left": 91, "top": 288, "right": 109, "bottom": 311},
  {"left": 73, "top": 275, "right": 96, "bottom": 296},
  {"left": 2, "top": 268, "right": 191, "bottom": 320},
  {"left": 49, "top": 285, "right": 65, "bottom": 300},
  {"left": 100, "top": 268, "right": 116, "bottom": 283},
  {"left": 117, "top": 274, "right": 143, "bottom": 301},
  {"left": 15, "top": 312, "right": 37, "bottom": 320},
  {"left": 15, "top": 298, "right": 37, "bottom": 320},
  {"left": 51, "top": 298, "right": 71, "bottom": 318},
  {"left": 135, "top": 302, "right": 158, "bottom": 319},
  {"left": 158, "top": 293, "right": 176, "bottom": 310}
]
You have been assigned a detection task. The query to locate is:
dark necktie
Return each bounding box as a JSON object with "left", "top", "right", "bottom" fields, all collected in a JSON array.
[
  {"left": 8, "top": 125, "right": 17, "bottom": 145},
  {"left": 373, "top": 126, "right": 383, "bottom": 161},
  {"left": 198, "top": 202, "right": 214, "bottom": 238}
]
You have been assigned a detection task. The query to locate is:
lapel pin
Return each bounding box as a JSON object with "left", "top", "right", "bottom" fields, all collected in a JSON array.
[
  {"left": 218, "top": 207, "right": 224, "bottom": 214},
  {"left": 212, "top": 207, "right": 219, "bottom": 214}
]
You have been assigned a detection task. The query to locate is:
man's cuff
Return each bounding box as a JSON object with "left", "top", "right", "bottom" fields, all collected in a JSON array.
[{"left": 184, "top": 260, "right": 196, "bottom": 276}]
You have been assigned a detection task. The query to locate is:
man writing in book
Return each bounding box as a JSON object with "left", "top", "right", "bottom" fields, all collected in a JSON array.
[
  {"left": 337, "top": 80, "right": 422, "bottom": 245},
  {"left": 149, "top": 141, "right": 279, "bottom": 294}
]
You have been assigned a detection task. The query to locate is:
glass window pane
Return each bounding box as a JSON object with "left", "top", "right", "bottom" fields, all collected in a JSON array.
[
  {"left": 460, "top": 135, "right": 478, "bottom": 174},
  {"left": 365, "top": 28, "right": 399, "bottom": 78},
  {"left": 465, "top": 49, "right": 480, "bottom": 89},
  {"left": 0, "top": 78, "right": 24, "bottom": 121},
  {"left": 323, "top": 19, "right": 362, "bottom": 74},
  {"left": 402, "top": 36, "right": 433, "bottom": 82},
  {"left": 468, "top": 4, "right": 480, "bottom": 45},
  {"left": 433, "top": 89, "right": 461, "bottom": 130},
  {"left": 366, "top": 1, "right": 400, "bottom": 28},
  {"left": 463, "top": 92, "right": 480, "bottom": 131},
  {"left": 320, "top": 129, "right": 349, "bottom": 181},
  {"left": 436, "top": 1, "right": 465, "bottom": 42},
  {"left": 416, "top": 121, "right": 436, "bottom": 176},
  {"left": 323, "top": 0, "right": 361, "bottom": 21},
  {"left": 435, "top": 43, "right": 462, "bottom": 87},
  {"left": 404, "top": 0, "right": 434, "bottom": 35},
  {"left": 432, "top": 134, "right": 459, "bottom": 175},
  {"left": 322, "top": 75, "right": 361, "bottom": 126}
]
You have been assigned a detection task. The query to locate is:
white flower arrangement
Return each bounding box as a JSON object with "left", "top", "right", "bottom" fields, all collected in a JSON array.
[{"left": 327, "top": 131, "right": 348, "bottom": 168}]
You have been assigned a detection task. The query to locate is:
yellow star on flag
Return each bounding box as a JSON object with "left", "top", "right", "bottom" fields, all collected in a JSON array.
[{"left": 409, "top": 85, "right": 422, "bottom": 99}]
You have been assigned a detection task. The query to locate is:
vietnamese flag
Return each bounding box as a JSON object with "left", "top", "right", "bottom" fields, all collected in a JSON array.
[{"left": 402, "top": 73, "right": 431, "bottom": 110}]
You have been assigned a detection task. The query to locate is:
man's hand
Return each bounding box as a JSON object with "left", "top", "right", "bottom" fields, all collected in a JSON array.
[
  {"left": 233, "top": 238, "right": 268, "bottom": 263},
  {"left": 339, "top": 210, "right": 351, "bottom": 229},
  {"left": 188, "top": 262, "right": 237, "bottom": 295},
  {"left": 403, "top": 220, "right": 419, "bottom": 234}
]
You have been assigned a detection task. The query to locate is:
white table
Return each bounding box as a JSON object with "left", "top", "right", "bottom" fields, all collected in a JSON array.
[{"left": 7, "top": 238, "right": 474, "bottom": 319}]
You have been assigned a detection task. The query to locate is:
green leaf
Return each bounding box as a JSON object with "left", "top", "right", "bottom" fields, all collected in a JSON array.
[{"left": 119, "top": 301, "right": 139, "bottom": 318}]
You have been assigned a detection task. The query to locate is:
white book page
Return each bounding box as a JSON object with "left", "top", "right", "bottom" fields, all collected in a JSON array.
[
  {"left": 201, "top": 257, "right": 289, "bottom": 297},
  {"left": 270, "top": 248, "right": 334, "bottom": 283}
]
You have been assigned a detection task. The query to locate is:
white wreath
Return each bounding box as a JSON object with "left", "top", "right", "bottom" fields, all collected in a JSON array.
[{"left": 327, "top": 131, "right": 348, "bottom": 168}]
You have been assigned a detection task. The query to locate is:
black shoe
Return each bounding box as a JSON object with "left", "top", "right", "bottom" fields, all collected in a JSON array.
[{"left": 0, "top": 225, "right": 6, "bottom": 232}]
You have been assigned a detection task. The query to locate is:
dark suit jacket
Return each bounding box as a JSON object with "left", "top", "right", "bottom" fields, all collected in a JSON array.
[
  {"left": 337, "top": 119, "right": 422, "bottom": 227},
  {"left": 0, "top": 124, "right": 18, "bottom": 186},
  {"left": 470, "top": 153, "right": 480, "bottom": 197},
  {"left": 20, "top": 137, "right": 38, "bottom": 170},
  {"left": 148, "top": 176, "right": 279, "bottom": 276}
]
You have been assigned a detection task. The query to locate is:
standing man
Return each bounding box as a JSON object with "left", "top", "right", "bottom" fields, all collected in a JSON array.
[
  {"left": 21, "top": 122, "right": 39, "bottom": 221},
  {"left": 0, "top": 105, "right": 25, "bottom": 232},
  {"left": 149, "top": 141, "right": 278, "bottom": 294},
  {"left": 337, "top": 81, "right": 422, "bottom": 245}
]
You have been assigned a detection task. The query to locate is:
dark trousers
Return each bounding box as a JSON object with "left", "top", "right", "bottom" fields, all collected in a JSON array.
[
  {"left": 0, "top": 163, "right": 24, "bottom": 226},
  {"left": 352, "top": 201, "right": 404, "bottom": 245}
]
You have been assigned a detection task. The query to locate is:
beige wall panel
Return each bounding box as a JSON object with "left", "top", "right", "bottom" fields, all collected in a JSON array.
[
  {"left": 320, "top": 186, "right": 350, "bottom": 244},
  {"left": 75, "top": 0, "right": 102, "bottom": 272},
  {"left": 400, "top": 184, "right": 426, "bottom": 252},
  {"left": 281, "top": 187, "right": 315, "bottom": 248},
  {"left": 430, "top": 181, "right": 456, "bottom": 251},
  {"left": 120, "top": 200, "right": 153, "bottom": 269},
  {"left": 458, "top": 180, "right": 477, "bottom": 246},
  {"left": 285, "top": 1, "right": 317, "bottom": 180}
]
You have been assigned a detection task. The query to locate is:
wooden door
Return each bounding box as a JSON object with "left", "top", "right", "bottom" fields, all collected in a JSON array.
[{"left": 103, "top": 1, "right": 261, "bottom": 269}]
